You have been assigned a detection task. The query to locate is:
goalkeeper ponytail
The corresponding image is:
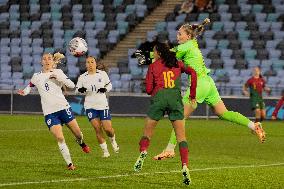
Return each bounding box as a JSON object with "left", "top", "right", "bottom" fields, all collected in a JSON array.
[
  {"left": 53, "top": 52, "right": 65, "bottom": 66},
  {"left": 180, "top": 18, "right": 210, "bottom": 39}
]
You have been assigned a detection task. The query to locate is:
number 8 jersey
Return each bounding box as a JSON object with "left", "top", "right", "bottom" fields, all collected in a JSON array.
[{"left": 30, "top": 69, "right": 75, "bottom": 115}]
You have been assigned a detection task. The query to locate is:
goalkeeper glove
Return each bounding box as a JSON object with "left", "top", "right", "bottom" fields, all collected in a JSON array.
[{"left": 134, "top": 50, "right": 146, "bottom": 66}]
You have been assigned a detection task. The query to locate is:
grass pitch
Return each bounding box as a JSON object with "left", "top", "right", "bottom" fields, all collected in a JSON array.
[{"left": 0, "top": 115, "right": 283, "bottom": 188}]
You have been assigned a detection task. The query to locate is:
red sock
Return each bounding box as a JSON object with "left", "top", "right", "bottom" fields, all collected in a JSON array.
[
  {"left": 139, "top": 136, "right": 150, "bottom": 152},
  {"left": 179, "top": 141, "right": 189, "bottom": 167}
]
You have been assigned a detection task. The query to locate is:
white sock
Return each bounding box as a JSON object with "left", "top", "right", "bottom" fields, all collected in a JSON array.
[
  {"left": 109, "top": 135, "right": 118, "bottom": 146},
  {"left": 99, "top": 142, "right": 109, "bottom": 153},
  {"left": 165, "top": 143, "right": 176, "bottom": 152},
  {"left": 109, "top": 134, "right": 116, "bottom": 143},
  {"left": 58, "top": 142, "right": 72, "bottom": 165},
  {"left": 248, "top": 121, "right": 255, "bottom": 131}
]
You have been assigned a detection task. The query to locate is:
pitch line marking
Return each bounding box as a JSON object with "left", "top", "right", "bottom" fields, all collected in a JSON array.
[{"left": 0, "top": 163, "right": 283, "bottom": 187}]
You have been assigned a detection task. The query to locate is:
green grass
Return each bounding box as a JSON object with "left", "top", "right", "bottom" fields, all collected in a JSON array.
[{"left": 0, "top": 115, "right": 283, "bottom": 188}]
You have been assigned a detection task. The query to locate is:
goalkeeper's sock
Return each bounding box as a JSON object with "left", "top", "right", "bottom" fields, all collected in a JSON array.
[
  {"left": 179, "top": 141, "right": 189, "bottom": 167},
  {"left": 220, "top": 111, "right": 251, "bottom": 127},
  {"left": 165, "top": 129, "right": 177, "bottom": 151},
  {"left": 139, "top": 136, "right": 150, "bottom": 152},
  {"left": 58, "top": 141, "right": 72, "bottom": 165},
  {"left": 99, "top": 142, "right": 109, "bottom": 153},
  {"left": 248, "top": 121, "right": 256, "bottom": 131}
]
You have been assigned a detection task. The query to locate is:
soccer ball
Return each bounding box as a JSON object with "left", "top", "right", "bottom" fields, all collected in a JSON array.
[{"left": 69, "top": 37, "right": 88, "bottom": 57}]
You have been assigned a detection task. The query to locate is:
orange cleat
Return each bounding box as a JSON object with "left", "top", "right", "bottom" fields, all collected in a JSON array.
[
  {"left": 153, "top": 150, "right": 175, "bottom": 160},
  {"left": 67, "top": 163, "right": 76, "bottom": 170},
  {"left": 253, "top": 122, "right": 266, "bottom": 143},
  {"left": 82, "top": 145, "right": 90, "bottom": 153}
]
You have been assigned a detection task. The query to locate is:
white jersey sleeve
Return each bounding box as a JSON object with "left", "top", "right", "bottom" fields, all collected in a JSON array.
[
  {"left": 54, "top": 69, "right": 75, "bottom": 89},
  {"left": 102, "top": 71, "right": 112, "bottom": 92}
]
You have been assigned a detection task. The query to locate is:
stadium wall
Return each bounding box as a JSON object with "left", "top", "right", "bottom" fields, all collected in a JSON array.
[{"left": 0, "top": 91, "right": 283, "bottom": 120}]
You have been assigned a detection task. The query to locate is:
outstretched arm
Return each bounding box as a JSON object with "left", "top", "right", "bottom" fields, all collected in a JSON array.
[
  {"left": 18, "top": 82, "right": 35, "bottom": 96},
  {"left": 51, "top": 70, "right": 75, "bottom": 89}
]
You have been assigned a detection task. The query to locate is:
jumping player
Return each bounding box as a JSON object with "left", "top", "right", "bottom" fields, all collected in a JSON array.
[
  {"left": 243, "top": 67, "right": 271, "bottom": 122},
  {"left": 139, "top": 19, "right": 266, "bottom": 160},
  {"left": 18, "top": 53, "right": 90, "bottom": 170},
  {"left": 76, "top": 56, "right": 119, "bottom": 158},
  {"left": 133, "top": 42, "right": 197, "bottom": 185}
]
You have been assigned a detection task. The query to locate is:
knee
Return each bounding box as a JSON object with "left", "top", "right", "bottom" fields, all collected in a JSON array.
[
  {"left": 104, "top": 127, "right": 113, "bottom": 136},
  {"left": 56, "top": 136, "right": 65, "bottom": 143}
]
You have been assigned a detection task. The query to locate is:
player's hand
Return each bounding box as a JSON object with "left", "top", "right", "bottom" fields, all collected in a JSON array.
[
  {"left": 243, "top": 90, "right": 249, "bottom": 96},
  {"left": 17, "top": 89, "right": 25, "bottom": 96},
  {"left": 204, "top": 18, "right": 210, "bottom": 24},
  {"left": 271, "top": 115, "right": 277, "bottom": 120},
  {"left": 78, "top": 87, "right": 87, "bottom": 93},
  {"left": 97, "top": 88, "right": 107, "bottom": 93},
  {"left": 266, "top": 88, "right": 271, "bottom": 95}
]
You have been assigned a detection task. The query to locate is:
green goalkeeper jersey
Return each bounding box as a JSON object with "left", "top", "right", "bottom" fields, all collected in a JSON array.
[{"left": 175, "top": 39, "right": 210, "bottom": 77}]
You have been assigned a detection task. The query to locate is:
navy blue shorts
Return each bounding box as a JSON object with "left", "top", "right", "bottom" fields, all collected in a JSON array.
[
  {"left": 86, "top": 109, "right": 111, "bottom": 121},
  {"left": 44, "top": 107, "right": 75, "bottom": 129}
]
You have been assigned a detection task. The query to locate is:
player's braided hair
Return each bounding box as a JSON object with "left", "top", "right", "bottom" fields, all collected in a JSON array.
[
  {"left": 181, "top": 18, "right": 210, "bottom": 38},
  {"left": 154, "top": 42, "right": 178, "bottom": 68}
]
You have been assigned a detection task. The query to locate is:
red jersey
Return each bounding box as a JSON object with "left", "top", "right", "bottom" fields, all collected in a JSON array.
[
  {"left": 245, "top": 76, "right": 266, "bottom": 97},
  {"left": 145, "top": 59, "right": 197, "bottom": 99},
  {"left": 272, "top": 95, "right": 284, "bottom": 117}
]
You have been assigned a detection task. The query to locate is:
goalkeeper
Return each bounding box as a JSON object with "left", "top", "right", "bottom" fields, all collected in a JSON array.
[{"left": 134, "top": 19, "right": 266, "bottom": 161}]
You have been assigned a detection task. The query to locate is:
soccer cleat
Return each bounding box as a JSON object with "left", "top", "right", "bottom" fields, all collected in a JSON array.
[
  {"left": 134, "top": 151, "right": 147, "bottom": 172},
  {"left": 182, "top": 165, "right": 191, "bottom": 186},
  {"left": 82, "top": 145, "right": 90, "bottom": 153},
  {"left": 67, "top": 163, "right": 76, "bottom": 170},
  {"left": 153, "top": 150, "right": 175, "bottom": 160},
  {"left": 111, "top": 142, "right": 120, "bottom": 153},
  {"left": 102, "top": 151, "right": 110, "bottom": 158},
  {"left": 253, "top": 122, "right": 266, "bottom": 143}
]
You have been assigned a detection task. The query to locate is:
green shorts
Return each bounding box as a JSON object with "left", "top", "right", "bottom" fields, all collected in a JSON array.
[
  {"left": 250, "top": 96, "right": 265, "bottom": 110},
  {"left": 147, "top": 89, "right": 184, "bottom": 121},
  {"left": 183, "top": 75, "right": 221, "bottom": 107}
]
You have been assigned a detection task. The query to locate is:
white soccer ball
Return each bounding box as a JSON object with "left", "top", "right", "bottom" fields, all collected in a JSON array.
[{"left": 69, "top": 37, "right": 88, "bottom": 57}]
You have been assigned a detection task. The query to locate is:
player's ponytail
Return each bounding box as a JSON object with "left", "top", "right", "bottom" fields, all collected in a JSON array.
[
  {"left": 181, "top": 18, "right": 210, "bottom": 39},
  {"left": 154, "top": 41, "right": 178, "bottom": 68},
  {"left": 53, "top": 52, "right": 65, "bottom": 65}
]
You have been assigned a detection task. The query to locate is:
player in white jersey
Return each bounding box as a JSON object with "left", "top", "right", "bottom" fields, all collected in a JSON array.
[
  {"left": 76, "top": 56, "right": 119, "bottom": 158},
  {"left": 18, "top": 53, "right": 90, "bottom": 170}
]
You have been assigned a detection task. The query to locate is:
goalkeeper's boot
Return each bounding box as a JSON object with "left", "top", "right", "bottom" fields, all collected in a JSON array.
[
  {"left": 182, "top": 164, "right": 191, "bottom": 186},
  {"left": 253, "top": 122, "right": 266, "bottom": 143},
  {"left": 153, "top": 150, "right": 175, "bottom": 160},
  {"left": 67, "top": 163, "right": 76, "bottom": 170},
  {"left": 134, "top": 151, "right": 147, "bottom": 172}
]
